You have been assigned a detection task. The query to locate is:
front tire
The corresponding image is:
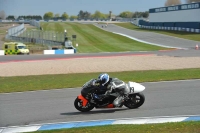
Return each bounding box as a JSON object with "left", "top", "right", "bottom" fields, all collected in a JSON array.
[
  {"left": 124, "top": 93, "right": 145, "bottom": 109},
  {"left": 74, "top": 97, "right": 94, "bottom": 112}
]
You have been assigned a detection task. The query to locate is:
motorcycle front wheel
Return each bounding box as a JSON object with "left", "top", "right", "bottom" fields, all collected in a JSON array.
[
  {"left": 74, "top": 97, "right": 94, "bottom": 112},
  {"left": 124, "top": 93, "right": 145, "bottom": 109}
]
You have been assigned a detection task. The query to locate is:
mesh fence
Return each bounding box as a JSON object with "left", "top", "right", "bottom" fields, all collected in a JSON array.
[
  {"left": 29, "top": 20, "right": 40, "bottom": 29},
  {"left": 5, "top": 22, "right": 66, "bottom": 46}
]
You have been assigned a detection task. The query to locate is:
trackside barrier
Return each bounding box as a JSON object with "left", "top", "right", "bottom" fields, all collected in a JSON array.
[
  {"left": 0, "top": 50, "right": 76, "bottom": 55},
  {"left": 0, "top": 50, "right": 4, "bottom": 55},
  {"left": 44, "top": 49, "right": 75, "bottom": 55},
  {"left": 131, "top": 22, "right": 200, "bottom": 33},
  {"left": 7, "top": 23, "right": 25, "bottom": 36}
]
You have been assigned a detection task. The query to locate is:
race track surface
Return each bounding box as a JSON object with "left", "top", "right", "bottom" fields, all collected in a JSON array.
[
  {"left": 1, "top": 49, "right": 200, "bottom": 63},
  {"left": 95, "top": 23, "right": 199, "bottom": 49},
  {"left": 1, "top": 22, "right": 200, "bottom": 128},
  {"left": 1, "top": 80, "right": 200, "bottom": 127}
]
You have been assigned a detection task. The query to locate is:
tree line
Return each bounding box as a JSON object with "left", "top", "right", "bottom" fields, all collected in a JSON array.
[
  {"left": 118, "top": 11, "right": 149, "bottom": 18},
  {"left": 43, "top": 11, "right": 110, "bottom": 20},
  {"left": 17, "top": 15, "right": 42, "bottom": 20},
  {"left": 3, "top": 10, "right": 149, "bottom": 21},
  {"left": 165, "top": 0, "right": 200, "bottom": 6},
  {"left": 43, "top": 10, "right": 149, "bottom": 20},
  {"left": 3, "top": 0, "right": 200, "bottom": 21},
  {"left": 5, "top": 15, "right": 43, "bottom": 20}
]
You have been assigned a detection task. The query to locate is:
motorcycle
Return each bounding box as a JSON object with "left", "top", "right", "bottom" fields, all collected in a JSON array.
[{"left": 74, "top": 80, "right": 145, "bottom": 112}]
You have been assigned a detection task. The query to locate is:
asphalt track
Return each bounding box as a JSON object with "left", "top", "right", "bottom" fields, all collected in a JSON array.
[
  {"left": 1, "top": 49, "right": 200, "bottom": 63},
  {"left": 95, "top": 23, "right": 200, "bottom": 49},
  {"left": 0, "top": 23, "right": 200, "bottom": 128},
  {"left": 0, "top": 79, "right": 200, "bottom": 127}
]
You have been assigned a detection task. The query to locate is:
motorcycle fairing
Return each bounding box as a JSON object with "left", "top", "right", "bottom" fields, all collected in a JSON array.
[
  {"left": 78, "top": 95, "right": 88, "bottom": 107},
  {"left": 105, "top": 104, "right": 114, "bottom": 108}
]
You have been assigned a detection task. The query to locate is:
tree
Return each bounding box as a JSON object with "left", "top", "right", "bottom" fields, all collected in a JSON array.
[
  {"left": 61, "top": 12, "right": 69, "bottom": 19},
  {"left": 132, "top": 11, "right": 149, "bottom": 18},
  {"left": 142, "top": 11, "right": 149, "bottom": 18},
  {"left": 92, "top": 10, "right": 101, "bottom": 19},
  {"left": 0, "top": 10, "right": 6, "bottom": 19},
  {"left": 186, "top": 0, "right": 200, "bottom": 3},
  {"left": 43, "top": 12, "right": 54, "bottom": 20},
  {"left": 54, "top": 13, "right": 60, "bottom": 18},
  {"left": 17, "top": 15, "right": 42, "bottom": 20},
  {"left": 35, "top": 15, "right": 42, "bottom": 20},
  {"left": 77, "top": 10, "right": 91, "bottom": 19},
  {"left": 119, "top": 11, "right": 133, "bottom": 18},
  {"left": 6, "top": 15, "right": 15, "bottom": 20},
  {"left": 165, "top": 0, "right": 181, "bottom": 6},
  {"left": 70, "top": 15, "right": 78, "bottom": 19},
  {"left": 83, "top": 11, "right": 91, "bottom": 19},
  {"left": 91, "top": 11, "right": 110, "bottom": 19},
  {"left": 104, "top": 14, "right": 110, "bottom": 19},
  {"left": 78, "top": 10, "right": 84, "bottom": 19}
]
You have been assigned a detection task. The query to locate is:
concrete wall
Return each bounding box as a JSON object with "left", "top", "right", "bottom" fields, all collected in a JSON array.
[
  {"left": 149, "top": 2, "right": 200, "bottom": 23},
  {"left": 149, "top": 9, "right": 200, "bottom": 22},
  {"left": 43, "top": 49, "right": 76, "bottom": 55},
  {"left": 139, "top": 2, "right": 200, "bottom": 30},
  {"left": 0, "top": 50, "right": 4, "bottom": 55}
]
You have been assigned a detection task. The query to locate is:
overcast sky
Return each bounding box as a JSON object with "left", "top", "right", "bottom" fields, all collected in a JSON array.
[{"left": 0, "top": 0, "right": 186, "bottom": 16}]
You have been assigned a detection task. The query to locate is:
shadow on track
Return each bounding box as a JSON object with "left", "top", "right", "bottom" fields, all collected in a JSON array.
[{"left": 60, "top": 108, "right": 134, "bottom": 116}]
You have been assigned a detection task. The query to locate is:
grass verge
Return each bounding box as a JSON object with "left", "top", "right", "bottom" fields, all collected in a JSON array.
[
  {"left": 114, "top": 23, "right": 200, "bottom": 42},
  {"left": 40, "top": 22, "right": 171, "bottom": 53},
  {"left": 30, "top": 121, "right": 200, "bottom": 133},
  {"left": 1, "top": 68, "right": 200, "bottom": 93}
]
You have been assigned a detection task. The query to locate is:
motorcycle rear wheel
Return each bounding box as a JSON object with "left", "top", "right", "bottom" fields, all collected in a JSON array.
[
  {"left": 124, "top": 93, "right": 145, "bottom": 109},
  {"left": 74, "top": 97, "right": 94, "bottom": 112}
]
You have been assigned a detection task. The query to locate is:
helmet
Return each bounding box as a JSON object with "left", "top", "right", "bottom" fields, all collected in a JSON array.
[{"left": 98, "top": 73, "right": 109, "bottom": 86}]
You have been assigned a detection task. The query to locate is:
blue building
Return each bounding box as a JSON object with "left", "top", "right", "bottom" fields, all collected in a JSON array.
[{"left": 139, "top": 2, "right": 200, "bottom": 30}]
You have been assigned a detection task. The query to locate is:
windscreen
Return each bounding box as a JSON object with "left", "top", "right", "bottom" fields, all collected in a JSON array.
[{"left": 18, "top": 46, "right": 26, "bottom": 49}]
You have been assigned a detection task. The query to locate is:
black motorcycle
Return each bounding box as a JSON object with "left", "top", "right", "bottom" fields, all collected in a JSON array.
[{"left": 74, "top": 79, "right": 145, "bottom": 112}]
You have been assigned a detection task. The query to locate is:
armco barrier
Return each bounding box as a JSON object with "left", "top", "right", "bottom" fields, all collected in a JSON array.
[
  {"left": 132, "top": 22, "right": 200, "bottom": 33},
  {"left": 0, "top": 49, "right": 76, "bottom": 55},
  {"left": 0, "top": 50, "right": 4, "bottom": 55},
  {"left": 44, "top": 49, "right": 75, "bottom": 55}
]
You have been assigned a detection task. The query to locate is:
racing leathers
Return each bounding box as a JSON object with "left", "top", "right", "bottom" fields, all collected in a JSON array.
[
  {"left": 82, "top": 78, "right": 128, "bottom": 107},
  {"left": 101, "top": 78, "right": 128, "bottom": 107}
]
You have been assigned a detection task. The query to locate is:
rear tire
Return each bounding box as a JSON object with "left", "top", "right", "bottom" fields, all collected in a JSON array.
[
  {"left": 124, "top": 93, "right": 145, "bottom": 109},
  {"left": 74, "top": 97, "right": 94, "bottom": 112}
]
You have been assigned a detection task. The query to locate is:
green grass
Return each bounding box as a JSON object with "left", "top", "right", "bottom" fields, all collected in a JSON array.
[
  {"left": 26, "top": 27, "right": 39, "bottom": 31},
  {"left": 40, "top": 22, "right": 171, "bottom": 53},
  {"left": 0, "top": 25, "right": 7, "bottom": 36},
  {"left": 0, "top": 29, "right": 6, "bottom": 34},
  {"left": 30, "top": 121, "right": 200, "bottom": 133},
  {"left": 1, "top": 68, "right": 200, "bottom": 93},
  {"left": 114, "top": 23, "right": 200, "bottom": 41}
]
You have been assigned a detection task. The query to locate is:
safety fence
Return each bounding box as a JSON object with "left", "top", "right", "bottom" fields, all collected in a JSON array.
[
  {"left": 139, "top": 25, "right": 200, "bottom": 33},
  {"left": 131, "top": 22, "right": 200, "bottom": 33},
  {"left": 30, "top": 20, "right": 41, "bottom": 29},
  {"left": 18, "top": 30, "right": 65, "bottom": 45},
  {"left": 5, "top": 23, "right": 66, "bottom": 46},
  {"left": 7, "top": 23, "right": 25, "bottom": 36}
]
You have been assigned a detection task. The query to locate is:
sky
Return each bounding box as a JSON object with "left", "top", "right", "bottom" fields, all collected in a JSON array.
[{"left": 0, "top": 0, "right": 187, "bottom": 17}]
